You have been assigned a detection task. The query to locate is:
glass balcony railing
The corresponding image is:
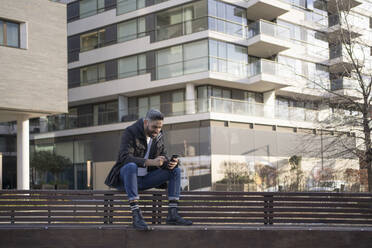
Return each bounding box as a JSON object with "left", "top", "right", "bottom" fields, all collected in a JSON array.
[
  {"left": 156, "top": 16, "right": 208, "bottom": 41},
  {"left": 36, "top": 110, "right": 119, "bottom": 133},
  {"left": 248, "top": 59, "right": 295, "bottom": 78},
  {"left": 31, "top": 97, "right": 320, "bottom": 134},
  {"left": 209, "top": 58, "right": 295, "bottom": 78},
  {"left": 247, "top": 20, "right": 290, "bottom": 40},
  {"left": 207, "top": 97, "right": 318, "bottom": 122}
]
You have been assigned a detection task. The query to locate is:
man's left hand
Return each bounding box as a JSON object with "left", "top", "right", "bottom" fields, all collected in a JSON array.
[{"left": 168, "top": 158, "right": 178, "bottom": 170}]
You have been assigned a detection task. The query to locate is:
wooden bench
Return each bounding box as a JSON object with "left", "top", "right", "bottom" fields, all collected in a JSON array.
[{"left": 0, "top": 190, "right": 372, "bottom": 226}]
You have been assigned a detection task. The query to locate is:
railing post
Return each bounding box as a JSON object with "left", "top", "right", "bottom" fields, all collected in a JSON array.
[
  {"left": 11, "top": 210, "right": 15, "bottom": 224},
  {"left": 0, "top": 153, "right": 2, "bottom": 190},
  {"left": 152, "top": 193, "right": 162, "bottom": 225},
  {"left": 269, "top": 196, "right": 274, "bottom": 225},
  {"left": 263, "top": 195, "right": 268, "bottom": 225},
  {"left": 263, "top": 194, "right": 274, "bottom": 225},
  {"left": 104, "top": 193, "right": 113, "bottom": 224}
]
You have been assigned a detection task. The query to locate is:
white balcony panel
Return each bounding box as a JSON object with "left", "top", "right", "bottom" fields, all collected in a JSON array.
[{"left": 245, "top": 0, "right": 290, "bottom": 21}]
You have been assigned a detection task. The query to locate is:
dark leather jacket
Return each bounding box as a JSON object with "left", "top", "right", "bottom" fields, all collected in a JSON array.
[{"left": 104, "top": 118, "right": 169, "bottom": 188}]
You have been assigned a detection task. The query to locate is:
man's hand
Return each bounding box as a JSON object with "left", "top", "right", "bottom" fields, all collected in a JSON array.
[
  {"left": 168, "top": 157, "right": 178, "bottom": 170},
  {"left": 145, "top": 156, "right": 166, "bottom": 167}
]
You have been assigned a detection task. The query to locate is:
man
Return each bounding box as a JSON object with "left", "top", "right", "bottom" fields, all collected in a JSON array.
[{"left": 105, "top": 109, "right": 192, "bottom": 230}]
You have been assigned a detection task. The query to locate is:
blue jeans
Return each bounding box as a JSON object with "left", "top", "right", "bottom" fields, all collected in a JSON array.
[{"left": 118, "top": 162, "right": 181, "bottom": 201}]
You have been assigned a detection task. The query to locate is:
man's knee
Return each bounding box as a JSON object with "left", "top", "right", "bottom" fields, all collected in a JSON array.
[
  {"left": 121, "top": 162, "right": 138, "bottom": 174},
  {"left": 171, "top": 167, "right": 181, "bottom": 176}
]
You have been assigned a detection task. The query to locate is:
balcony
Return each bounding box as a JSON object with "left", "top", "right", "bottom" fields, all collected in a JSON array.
[
  {"left": 247, "top": 20, "right": 291, "bottom": 58},
  {"left": 204, "top": 97, "right": 319, "bottom": 122},
  {"left": 329, "top": 44, "right": 363, "bottom": 73},
  {"left": 324, "top": 0, "right": 362, "bottom": 13},
  {"left": 244, "top": 0, "right": 291, "bottom": 21},
  {"left": 246, "top": 59, "right": 295, "bottom": 91},
  {"left": 209, "top": 58, "right": 295, "bottom": 91},
  {"left": 327, "top": 13, "right": 363, "bottom": 43},
  {"left": 32, "top": 95, "right": 320, "bottom": 134},
  {"left": 33, "top": 110, "right": 119, "bottom": 133},
  {"left": 329, "top": 77, "right": 362, "bottom": 99}
]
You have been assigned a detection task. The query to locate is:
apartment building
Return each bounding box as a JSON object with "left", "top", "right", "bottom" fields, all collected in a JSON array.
[
  {"left": 29, "top": 0, "right": 372, "bottom": 191},
  {"left": 0, "top": 0, "right": 68, "bottom": 189}
]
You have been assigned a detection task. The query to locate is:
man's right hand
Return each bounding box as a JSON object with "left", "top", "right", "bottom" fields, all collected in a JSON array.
[{"left": 145, "top": 156, "right": 166, "bottom": 167}]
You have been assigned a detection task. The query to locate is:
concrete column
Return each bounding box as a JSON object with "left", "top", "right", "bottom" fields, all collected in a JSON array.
[
  {"left": 186, "top": 83, "right": 196, "bottom": 114},
  {"left": 17, "top": 117, "right": 30, "bottom": 190},
  {"left": 0, "top": 152, "right": 2, "bottom": 190},
  {"left": 118, "top": 95, "right": 128, "bottom": 122},
  {"left": 263, "top": 91, "right": 276, "bottom": 118}
]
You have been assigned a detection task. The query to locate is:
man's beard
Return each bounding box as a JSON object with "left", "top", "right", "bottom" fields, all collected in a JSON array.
[{"left": 145, "top": 126, "right": 157, "bottom": 138}]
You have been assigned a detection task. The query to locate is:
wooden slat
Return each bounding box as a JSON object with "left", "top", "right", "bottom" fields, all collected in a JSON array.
[{"left": 0, "top": 190, "right": 371, "bottom": 226}]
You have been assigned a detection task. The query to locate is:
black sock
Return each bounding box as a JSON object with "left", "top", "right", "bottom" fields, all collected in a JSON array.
[{"left": 130, "top": 200, "right": 139, "bottom": 212}]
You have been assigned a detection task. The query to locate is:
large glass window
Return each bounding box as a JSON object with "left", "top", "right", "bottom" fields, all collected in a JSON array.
[
  {"left": 208, "top": 0, "right": 246, "bottom": 38},
  {"left": 93, "top": 101, "right": 118, "bottom": 125},
  {"left": 157, "top": 45, "right": 183, "bottom": 79},
  {"left": 138, "top": 95, "right": 161, "bottom": 117},
  {"left": 117, "top": 17, "right": 145, "bottom": 43},
  {"left": 118, "top": 55, "right": 137, "bottom": 78},
  {"left": 118, "top": 19, "right": 137, "bottom": 42},
  {"left": 117, "top": 0, "right": 137, "bottom": 15},
  {"left": 183, "top": 40, "right": 208, "bottom": 74},
  {"left": 209, "top": 39, "right": 248, "bottom": 76},
  {"left": 117, "top": 0, "right": 150, "bottom": 15},
  {"left": 80, "top": 0, "right": 105, "bottom": 18},
  {"left": 80, "top": 29, "right": 105, "bottom": 52},
  {"left": 156, "top": 40, "right": 210, "bottom": 80},
  {"left": 172, "top": 91, "right": 185, "bottom": 115},
  {"left": 118, "top": 54, "right": 146, "bottom": 79},
  {"left": 0, "top": 20, "right": 19, "bottom": 48},
  {"left": 156, "top": 0, "right": 208, "bottom": 41},
  {"left": 80, "top": 63, "right": 105, "bottom": 86}
]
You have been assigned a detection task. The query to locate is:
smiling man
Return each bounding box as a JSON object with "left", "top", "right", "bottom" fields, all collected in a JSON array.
[{"left": 105, "top": 109, "right": 192, "bottom": 230}]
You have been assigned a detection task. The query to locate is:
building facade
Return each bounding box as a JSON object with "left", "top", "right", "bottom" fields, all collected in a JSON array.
[
  {"left": 29, "top": 0, "right": 372, "bottom": 191},
  {"left": 0, "top": 0, "right": 68, "bottom": 189}
]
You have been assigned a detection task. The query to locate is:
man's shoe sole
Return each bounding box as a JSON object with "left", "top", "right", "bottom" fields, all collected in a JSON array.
[{"left": 133, "top": 225, "right": 152, "bottom": 231}]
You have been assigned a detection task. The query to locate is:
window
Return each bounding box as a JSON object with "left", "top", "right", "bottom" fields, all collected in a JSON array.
[
  {"left": 155, "top": 0, "right": 208, "bottom": 41},
  {"left": 117, "top": 0, "right": 137, "bottom": 15},
  {"left": 0, "top": 19, "right": 20, "bottom": 48},
  {"left": 118, "top": 55, "right": 138, "bottom": 78},
  {"left": 157, "top": 45, "right": 183, "bottom": 79},
  {"left": 118, "top": 54, "right": 146, "bottom": 79},
  {"left": 80, "top": 29, "right": 105, "bottom": 52},
  {"left": 183, "top": 40, "right": 208, "bottom": 74},
  {"left": 209, "top": 39, "right": 248, "bottom": 76},
  {"left": 80, "top": 0, "right": 105, "bottom": 19},
  {"left": 172, "top": 91, "right": 185, "bottom": 115},
  {"left": 117, "top": 17, "right": 145, "bottom": 43},
  {"left": 208, "top": 0, "right": 246, "bottom": 38},
  {"left": 117, "top": 0, "right": 147, "bottom": 15},
  {"left": 138, "top": 95, "right": 161, "bottom": 117},
  {"left": 80, "top": 63, "right": 105, "bottom": 86},
  {"left": 93, "top": 101, "right": 118, "bottom": 125},
  {"left": 156, "top": 40, "right": 210, "bottom": 80}
]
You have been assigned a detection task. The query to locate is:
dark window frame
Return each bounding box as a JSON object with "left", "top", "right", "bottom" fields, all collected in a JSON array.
[{"left": 0, "top": 18, "right": 20, "bottom": 48}]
